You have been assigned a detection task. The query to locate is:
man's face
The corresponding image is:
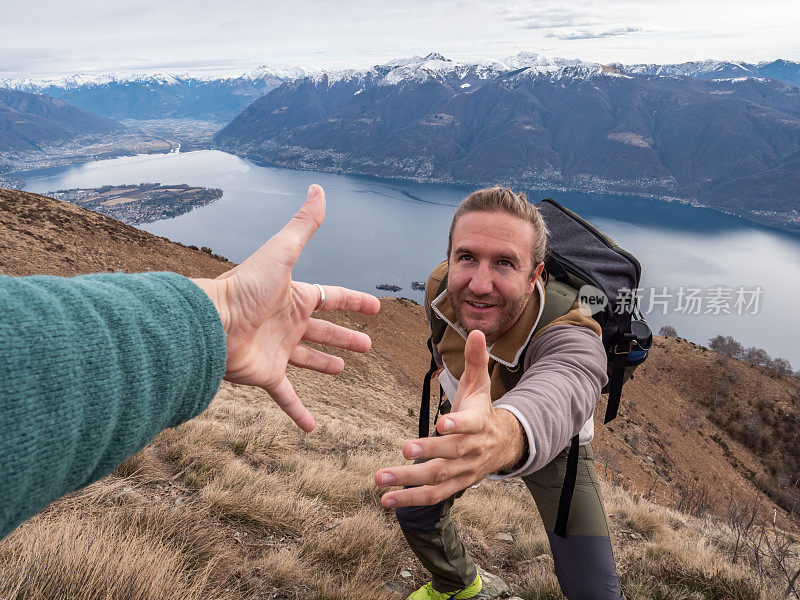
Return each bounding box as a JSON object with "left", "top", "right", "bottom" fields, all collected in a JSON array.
[{"left": 447, "top": 211, "right": 543, "bottom": 342}]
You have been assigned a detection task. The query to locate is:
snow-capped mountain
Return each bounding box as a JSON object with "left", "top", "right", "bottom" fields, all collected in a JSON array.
[
  {"left": 501, "top": 51, "right": 588, "bottom": 72},
  {"left": 4, "top": 50, "right": 800, "bottom": 231},
  {"left": 306, "top": 51, "right": 621, "bottom": 88},
  {"left": 622, "top": 59, "right": 800, "bottom": 87},
  {"left": 0, "top": 65, "right": 322, "bottom": 91}
]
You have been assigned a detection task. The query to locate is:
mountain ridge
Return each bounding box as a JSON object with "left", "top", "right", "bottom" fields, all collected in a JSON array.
[
  {"left": 0, "top": 66, "right": 322, "bottom": 122},
  {"left": 623, "top": 58, "right": 800, "bottom": 87},
  {"left": 6, "top": 53, "right": 799, "bottom": 122},
  {"left": 0, "top": 88, "right": 125, "bottom": 154},
  {"left": 213, "top": 58, "right": 800, "bottom": 233}
]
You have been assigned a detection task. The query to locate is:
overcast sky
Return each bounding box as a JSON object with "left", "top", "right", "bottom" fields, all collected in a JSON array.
[{"left": 3, "top": 0, "right": 800, "bottom": 78}]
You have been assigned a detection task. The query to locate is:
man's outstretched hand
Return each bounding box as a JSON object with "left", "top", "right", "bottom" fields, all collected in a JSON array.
[
  {"left": 192, "top": 184, "right": 380, "bottom": 433},
  {"left": 374, "top": 330, "right": 525, "bottom": 507}
]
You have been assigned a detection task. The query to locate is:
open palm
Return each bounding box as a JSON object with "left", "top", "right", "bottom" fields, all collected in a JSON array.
[
  {"left": 374, "top": 330, "right": 517, "bottom": 507},
  {"left": 198, "top": 185, "right": 380, "bottom": 432}
]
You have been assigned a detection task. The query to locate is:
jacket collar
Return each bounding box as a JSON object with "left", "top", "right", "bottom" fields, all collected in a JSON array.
[{"left": 431, "top": 279, "right": 545, "bottom": 368}]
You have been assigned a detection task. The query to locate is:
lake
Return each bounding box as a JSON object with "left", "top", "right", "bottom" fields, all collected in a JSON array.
[{"left": 22, "top": 149, "right": 800, "bottom": 370}]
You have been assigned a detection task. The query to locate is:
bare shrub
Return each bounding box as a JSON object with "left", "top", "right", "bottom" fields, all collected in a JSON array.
[
  {"left": 709, "top": 335, "right": 744, "bottom": 358},
  {"left": 742, "top": 410, "right": 766, "bottom": 450},
  {"left": 725, "top": 492, "right": 762, "bottom": 564},
  {"left": 762, "top": 528, "right": 800, "bottom": 598},
  {"left": 710, "top": 368, "right": 739, "bottom": 408},
  {"left": 770, "top": 358, "right": 794, "bottom": 378},
  {"left": 595, "top": 449, "right": 623, "bottom": 484},
  {"left": 673, "top": 480, "right": 712, "bottom": 517},
  {"left": 682, "top": 410, "right": 702, "bottom": 432},
  {"left": 659, "top": 325, "right": 677, "bottom": 338},
  {"left": 743, "top": 346, "right": 772, "bottom": 367}
]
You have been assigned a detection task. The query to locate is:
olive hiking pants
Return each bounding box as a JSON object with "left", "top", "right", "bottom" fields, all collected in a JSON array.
[{"left": 395, "top": 444, "right": 624, "bottom": 600}]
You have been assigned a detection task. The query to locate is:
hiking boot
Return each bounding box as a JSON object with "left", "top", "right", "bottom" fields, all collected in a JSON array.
[{"left": 406, "top": 573, "right": 482, "bottom": 599}]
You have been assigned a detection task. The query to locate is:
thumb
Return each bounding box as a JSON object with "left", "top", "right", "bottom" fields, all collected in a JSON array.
[
  {"left": 452, "top": 329, "right": 491, "bottom": 411},
  {"left": 269, "top": 184, "right": 326, "bottom": 267}
]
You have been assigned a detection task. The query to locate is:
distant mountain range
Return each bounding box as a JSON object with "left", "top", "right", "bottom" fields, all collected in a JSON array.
[
  {"left": 3, "top": 56, "right": 800, "bottom": 122},
  {"left": 0, "top": 67, "right": 320, "bottom": 122},
  {"left": 213, "top": 52, "right": 800, "bottom": 232},
  {"left": 0, "top": 88, "right": 125, "bottom": 153},
  {"left": 623, "top": 59, "right": 800, "bottom": 87}
]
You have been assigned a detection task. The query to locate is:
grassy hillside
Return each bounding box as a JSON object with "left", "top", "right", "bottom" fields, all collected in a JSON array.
[{"left": 0, "top": 189, "right": 798, "bottom": 599}]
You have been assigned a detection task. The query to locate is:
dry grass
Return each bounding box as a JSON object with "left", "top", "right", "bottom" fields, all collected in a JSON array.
[
  {"left": 0, "top": 512, "right": 222, "bottom": 600},
  {"left": 601, "top": 483, "right": 792, "bottom": 600},
  {"left": 201, "top": 465, "right": 324, "bottom": 535}
]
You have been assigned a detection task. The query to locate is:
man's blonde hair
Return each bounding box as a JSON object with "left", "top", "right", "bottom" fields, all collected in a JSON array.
[{"left": 447, "top": 187, "right": 548, "bottom": 266}]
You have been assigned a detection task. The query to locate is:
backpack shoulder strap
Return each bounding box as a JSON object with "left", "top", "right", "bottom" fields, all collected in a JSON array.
[
  {"left": 429, "top": 274, "right": 448, "bottom": 345},
  {"left": 420, "top": 262, "right": 449, "bottom": 438},
  {"left": 425, "top": 261, "right": 449, "bottom": 344},
  {"left": 495, "top": 275, "right": 579, "bottom": 391}
]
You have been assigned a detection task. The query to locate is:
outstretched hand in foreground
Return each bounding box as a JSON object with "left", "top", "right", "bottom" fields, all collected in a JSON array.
[
  {"left": 192, "top": 185, "right": 380, "bottom": 433},
  {"left": 374, "top": 329, "right": 525, "bottom": 507}
]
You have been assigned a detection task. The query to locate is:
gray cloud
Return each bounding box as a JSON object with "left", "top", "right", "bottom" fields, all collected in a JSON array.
[
  {"left": 502, "top": 4, "right": 588, "bottom": 29},
  {"left": 547, "top": 27, "right": 643, "bottom": 40},
  {"left": 517, "top": 17, "right": 586, "bottom": 30}
]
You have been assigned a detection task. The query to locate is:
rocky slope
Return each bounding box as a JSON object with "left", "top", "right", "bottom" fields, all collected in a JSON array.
[
  {"left": 0, "top": 188, "right": 230, "bottom": 276},
  {"left": 0, "top": 188, "right": 797, "bottom": 598}
]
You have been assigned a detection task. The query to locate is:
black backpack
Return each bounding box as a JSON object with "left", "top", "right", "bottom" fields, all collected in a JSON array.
[{"left": 419, "top": 198, "right": 652, "bottom": 537}]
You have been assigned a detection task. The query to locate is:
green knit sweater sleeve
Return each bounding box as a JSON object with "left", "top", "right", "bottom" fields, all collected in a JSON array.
[{"left": 0, "top": 271, "right": 227, "bottom": 539}]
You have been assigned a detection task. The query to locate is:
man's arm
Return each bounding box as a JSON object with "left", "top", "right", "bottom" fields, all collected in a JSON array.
[
  {"left": 374, "top": 324, "right": 607, "bottom": 507},
  {"left": 0, "top": 271, "right": 227, "bottom": 539},
  {"left": 491, "top": 323, "right": 608, "bottom": 478}
]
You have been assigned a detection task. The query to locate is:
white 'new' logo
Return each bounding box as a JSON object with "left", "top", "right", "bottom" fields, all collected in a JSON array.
[{"left": 578, "top": 285, "right": 608, "bottom": 316}]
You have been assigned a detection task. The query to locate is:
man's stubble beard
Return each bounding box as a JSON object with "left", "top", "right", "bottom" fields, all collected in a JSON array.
[{"left": 448, "top": 288, "right": 530, "bottom": 343}]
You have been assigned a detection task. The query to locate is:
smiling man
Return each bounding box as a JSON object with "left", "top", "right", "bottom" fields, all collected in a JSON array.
[{"left": 375, "top": 187, "right": 624, "bottom": 600}]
